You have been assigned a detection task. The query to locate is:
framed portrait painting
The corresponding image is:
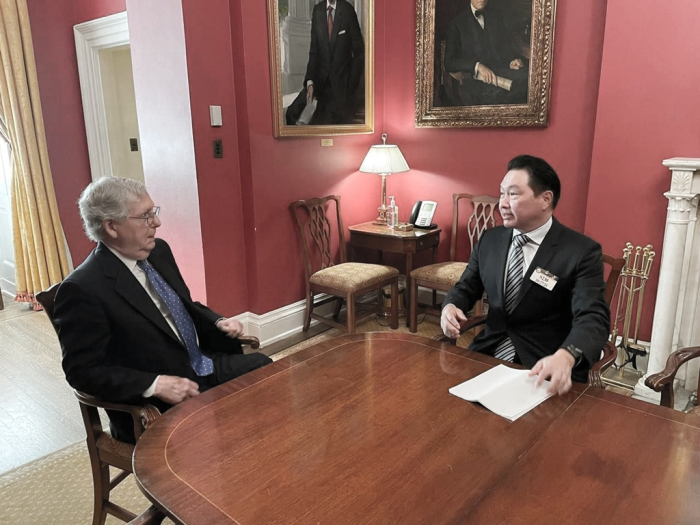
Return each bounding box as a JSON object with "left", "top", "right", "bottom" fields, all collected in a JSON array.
[
  {"left": 267, "top": 0, "right": 374, "bottom": 137},
  {"left": 415, "top": 0, "right": 557, "bottom": 127}
]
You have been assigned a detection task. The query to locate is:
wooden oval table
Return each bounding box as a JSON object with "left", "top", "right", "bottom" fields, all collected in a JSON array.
[{"left": 133, "top": 333, "right": 700, "bottom": 524}]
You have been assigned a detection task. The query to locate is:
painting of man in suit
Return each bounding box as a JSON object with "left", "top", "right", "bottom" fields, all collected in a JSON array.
[
  {"left": 284, "top": 0, "right": 365, "bottom": 125},
  {"left": 438, "top": 0, "right": 532, "bottom": 106}
]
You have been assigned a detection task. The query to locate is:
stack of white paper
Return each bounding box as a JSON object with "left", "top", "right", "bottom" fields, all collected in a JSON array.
[{"left": 449, "top": 365, "right": 553, "bottom": 421}]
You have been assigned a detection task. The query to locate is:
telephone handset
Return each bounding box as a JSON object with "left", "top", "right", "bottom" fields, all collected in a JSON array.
[{"left": 409, "top": 200, "right": 438, "bottom": 229}]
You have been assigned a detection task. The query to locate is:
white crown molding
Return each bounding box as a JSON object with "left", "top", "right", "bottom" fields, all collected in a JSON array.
[{"left": 74, "top": 12, "right": 130, "bottom": 180}]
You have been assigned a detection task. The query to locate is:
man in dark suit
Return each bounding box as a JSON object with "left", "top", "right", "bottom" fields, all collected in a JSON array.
[
  {"left": 444, "top": 0, "right": 528, "bottom": 105},
  {"left": 54, "top": 177, "right": 272, "bottom": 442},
  {"left": 286, "top": 0, "right": 364, "bottom": 125},
  {"left": 441, "top": 155, "right": 610, "bottom": 395}
]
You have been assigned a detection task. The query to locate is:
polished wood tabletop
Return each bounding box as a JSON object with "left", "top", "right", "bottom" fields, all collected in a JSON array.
[{"left": 133, "top": 333, "right": 700, "bottom": 524}]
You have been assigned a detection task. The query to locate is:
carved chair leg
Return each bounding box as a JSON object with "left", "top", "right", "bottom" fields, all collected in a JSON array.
[
  {"left": 409, "top": 279, "right": 419, "bottom": 333},
  {"left": 346, "top": 293, "right": 356, "bottom": 334},
  {"left": 333, "top": 297, "right": 343, "bottom": 319},
  {"left": 390, "top": 279, "right": 399, "bottom": 330},
  {"left": 303, "top": 292, "right": 313, "bottom": 331},
  {"left": 92, "top": 462, "right": 110, "bottom": 525}
]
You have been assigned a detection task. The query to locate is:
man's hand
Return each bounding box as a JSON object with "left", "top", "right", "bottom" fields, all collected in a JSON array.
[
  {"left": 154, "top": 376, "right": 200, "bottom": 405},
  {"left": 509, "top": 58, "right": 524, "bottom": 70},
  {"left": 529, "top": 349, "right": 575, "bottom": 395},
  {"left": 216, "top": 317, "right": 244, "bottom": 338},
  {"left": 476, "top": 63, "right": 497, "bottom": 85},
  {"left": 306, "top": 84, "right": 314, "bottom": 105},
  {"left": 441, "top": 304, "right": 467, "bottom": 339}
]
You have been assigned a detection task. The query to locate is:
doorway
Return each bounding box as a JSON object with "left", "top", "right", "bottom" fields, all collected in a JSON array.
[{"left": 74, "top": 12, "right": 143, "bottom": 182}]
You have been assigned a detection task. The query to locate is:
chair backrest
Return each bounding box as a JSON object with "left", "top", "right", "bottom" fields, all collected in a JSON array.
[
  {"left": 602, "top": 253, "right": 625, "bottom": 307},
  {"left": 36, "top": 284, "right": 60, "bottom": 333},
  {"left": 450, "top": 193, "right": 500, "bottom": 262},
  {"left": 290, "top": 195, "right": 346, "bottom": 282}
]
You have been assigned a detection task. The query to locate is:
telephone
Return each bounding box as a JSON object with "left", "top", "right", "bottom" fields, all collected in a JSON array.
[{"left": 409, "top": 200, "right": 438, "bottom": 229}]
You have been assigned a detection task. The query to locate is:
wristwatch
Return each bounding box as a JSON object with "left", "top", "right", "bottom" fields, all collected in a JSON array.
[{"left": 565, "top": 344, "right": 583, "bottom": 366}]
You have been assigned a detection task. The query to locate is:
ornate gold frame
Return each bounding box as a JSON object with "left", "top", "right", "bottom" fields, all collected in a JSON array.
[
  {"left": 415, "top": 0, "right": 557, "bottom": 128},
  {"left": 267, "top": 0, "right": 374, "bottom": 137}
]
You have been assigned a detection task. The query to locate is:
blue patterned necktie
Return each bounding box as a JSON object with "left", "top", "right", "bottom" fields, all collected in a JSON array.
[
  {"left": 494, "top": 234, "right": 531, "bottom": 362},
  {"left": 137, "top": 260, "right": 214, "bottom": 376}
]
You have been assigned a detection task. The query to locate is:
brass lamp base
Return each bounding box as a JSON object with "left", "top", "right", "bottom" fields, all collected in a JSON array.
[
  {"left": 373, "top": 205, "right": 388, "bottom": 225},
  {"left": 373, "top": 173, "right": 389, "bottom": 225}
]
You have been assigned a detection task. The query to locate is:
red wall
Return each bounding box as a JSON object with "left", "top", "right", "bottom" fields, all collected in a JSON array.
[
  {"left": 181, "top": 0, "right": 249, "bottom": 314},
  {"left": 31, "top": 0, "right": 694, "bottom": 335},
  {"left": 26, "top": 0, "right": 126, "bottom": 265},
  {"left": 227, "top": 0, "right": 609, "bottom": 314},
  {"left": 383, "top": 0, "right": 608, "bottom": 242},
  {"left": 585, "top": 0, "right": 700, "bottom": 340},
  {"left": 230, "top": 0, "right": 382, "bottom": 314}
]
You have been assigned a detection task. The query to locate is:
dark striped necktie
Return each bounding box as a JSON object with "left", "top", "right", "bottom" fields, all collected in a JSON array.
[{"left": 494, "top": 234, "right": 531, "bottom": 362}]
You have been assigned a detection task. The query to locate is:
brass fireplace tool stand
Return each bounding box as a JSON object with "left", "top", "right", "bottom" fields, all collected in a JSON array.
[{"left": 604, "top": 243, "right": 655, "bottom": 390}]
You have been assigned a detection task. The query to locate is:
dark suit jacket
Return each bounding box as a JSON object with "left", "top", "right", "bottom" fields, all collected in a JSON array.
[
  {"left": 443, "top": 218, "right": 610, "bottom": 382},
  {"left": 54, "top": 239, "right": 242, "bottom": 437},
  {"left": 444, "top": 6, "right": 527, "bottom": 105},
  {"left": 303, "top": 0, "right": 364, "bottom": 123}
]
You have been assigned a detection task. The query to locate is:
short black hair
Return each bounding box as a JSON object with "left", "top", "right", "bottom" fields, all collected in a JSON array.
[{"left": 506, "top": 154, "right": 561, "bottom": 209}]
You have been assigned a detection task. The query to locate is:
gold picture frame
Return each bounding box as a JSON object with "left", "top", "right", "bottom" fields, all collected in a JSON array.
[
  {"left": 415, "top": 0, "right": 556, "bottom": 128},
  {"left": 267, "top": 0, "right": 374, "bottom": 137}
]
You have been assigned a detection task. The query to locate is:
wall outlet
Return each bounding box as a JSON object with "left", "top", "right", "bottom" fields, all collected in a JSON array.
[
  {"left": 213, "top": 139, "right": 223, "bottom": 158},
  {"left": 129, "top": 138, "right": 139, "bottom": 151}
]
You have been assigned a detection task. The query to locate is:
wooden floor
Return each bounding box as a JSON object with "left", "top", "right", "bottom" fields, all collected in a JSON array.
[{"left": 0, "top": 297, "right": 86, "bottom": 475}]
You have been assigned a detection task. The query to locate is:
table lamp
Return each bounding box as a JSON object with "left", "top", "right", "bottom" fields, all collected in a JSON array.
[{"left": 359, "top": 133, "right": 410, "bottom": 225}]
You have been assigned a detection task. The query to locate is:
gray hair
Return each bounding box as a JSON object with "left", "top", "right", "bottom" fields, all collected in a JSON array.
[{"left": 78, "top": 177, "right": 149, "bottom": 242}]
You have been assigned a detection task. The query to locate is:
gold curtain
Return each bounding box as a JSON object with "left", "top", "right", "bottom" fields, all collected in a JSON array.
[{"left": 0, "top": 0, "right": 70, "bottom": 307}]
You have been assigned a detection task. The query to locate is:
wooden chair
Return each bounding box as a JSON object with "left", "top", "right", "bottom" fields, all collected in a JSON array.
[
  {"left": 432, "top": 252, "right": 625, "bottom": 388},
  {"left": 439, "top": 40, "right": 472, "bottom": 106},
  {"left": 645, "top": 347, "right": 700, "bottom": 415},
  {"left": 37, "top": 284, "right": 261, "bottom": 525},
  {"left": 290, "top": 195, "right": 399, "bottom": 334},
  {"left": 409, "top": 193, "right": 499, "bottom": 333},
  {"left": 36, "top": 285, "right": 165, "bottom": 525},
  {"left": 602, "top": 253, "right": 625, "bottom": 306}
]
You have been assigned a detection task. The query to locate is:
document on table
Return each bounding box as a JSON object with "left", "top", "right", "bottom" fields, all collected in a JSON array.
[{"left": 449, "top": 365, "right": 554, "bottom": 422}]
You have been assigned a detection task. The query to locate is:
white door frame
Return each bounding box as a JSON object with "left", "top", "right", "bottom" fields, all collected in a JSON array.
[{"left": 74, "top": 12, "right": 129, "bottom": 181}]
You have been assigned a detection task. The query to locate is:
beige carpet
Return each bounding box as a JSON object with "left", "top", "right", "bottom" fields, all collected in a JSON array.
[
  {"left": 0, "top": 440, "right": 174, "bottom": 525},
  {"left": 0, "top": 314, "right": 460, "bottom": 525}
]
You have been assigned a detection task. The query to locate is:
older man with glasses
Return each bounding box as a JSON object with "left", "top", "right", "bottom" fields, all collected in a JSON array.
[{"left": 54, "top": 177, "right": 271, "bottom": 443}]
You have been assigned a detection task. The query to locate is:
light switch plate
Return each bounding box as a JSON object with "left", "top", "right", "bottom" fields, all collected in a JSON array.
[{"left": 210, "top": 105, "right": 222, "bottom": 127}]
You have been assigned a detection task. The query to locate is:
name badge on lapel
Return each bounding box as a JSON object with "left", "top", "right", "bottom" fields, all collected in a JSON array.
[{"left": 530, "top": 267, "right": 558, "bottom": 291}]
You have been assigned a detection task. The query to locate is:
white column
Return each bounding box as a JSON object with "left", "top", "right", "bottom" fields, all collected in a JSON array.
[
  {"left": 280, "top": 0, "right": 313, "bottom": 96},
  {"left": 635, "top": 158, "right": 700, "bottom": 400}
]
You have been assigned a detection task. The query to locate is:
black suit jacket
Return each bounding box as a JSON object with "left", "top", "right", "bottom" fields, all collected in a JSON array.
[
  {"left": 303, "top": 0, "right": 364, "bottom": 122},
  {"left": 55, "top": 239, "right": 242, "bottom": 406},
  {"left": 443, "top": 218, "right": 610, "bottom": 382},
  {"left": 444, "top": 7, "right": 527, "bottom": 105}
]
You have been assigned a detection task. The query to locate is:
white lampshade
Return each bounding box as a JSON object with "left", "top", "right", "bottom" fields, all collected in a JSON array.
[{"left": 359, "top": 133, "right": 410, "bottom": 175}]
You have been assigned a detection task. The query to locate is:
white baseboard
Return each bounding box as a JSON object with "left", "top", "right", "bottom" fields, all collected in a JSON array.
[
  {"left": 235, "top": 294, "right": 339, "bottom": 348},
  {"left": 238, "top": 288, "right": 443, "bottom": 348}
]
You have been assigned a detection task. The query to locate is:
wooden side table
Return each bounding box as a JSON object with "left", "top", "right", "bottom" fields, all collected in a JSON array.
[{"left": 348, "top": 222, "right": 441, "bottom": 324}]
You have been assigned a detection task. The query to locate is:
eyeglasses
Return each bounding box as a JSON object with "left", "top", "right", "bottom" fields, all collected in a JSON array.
[{"left": 128, "top": 206, "right": 161, "bottom": 226}]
